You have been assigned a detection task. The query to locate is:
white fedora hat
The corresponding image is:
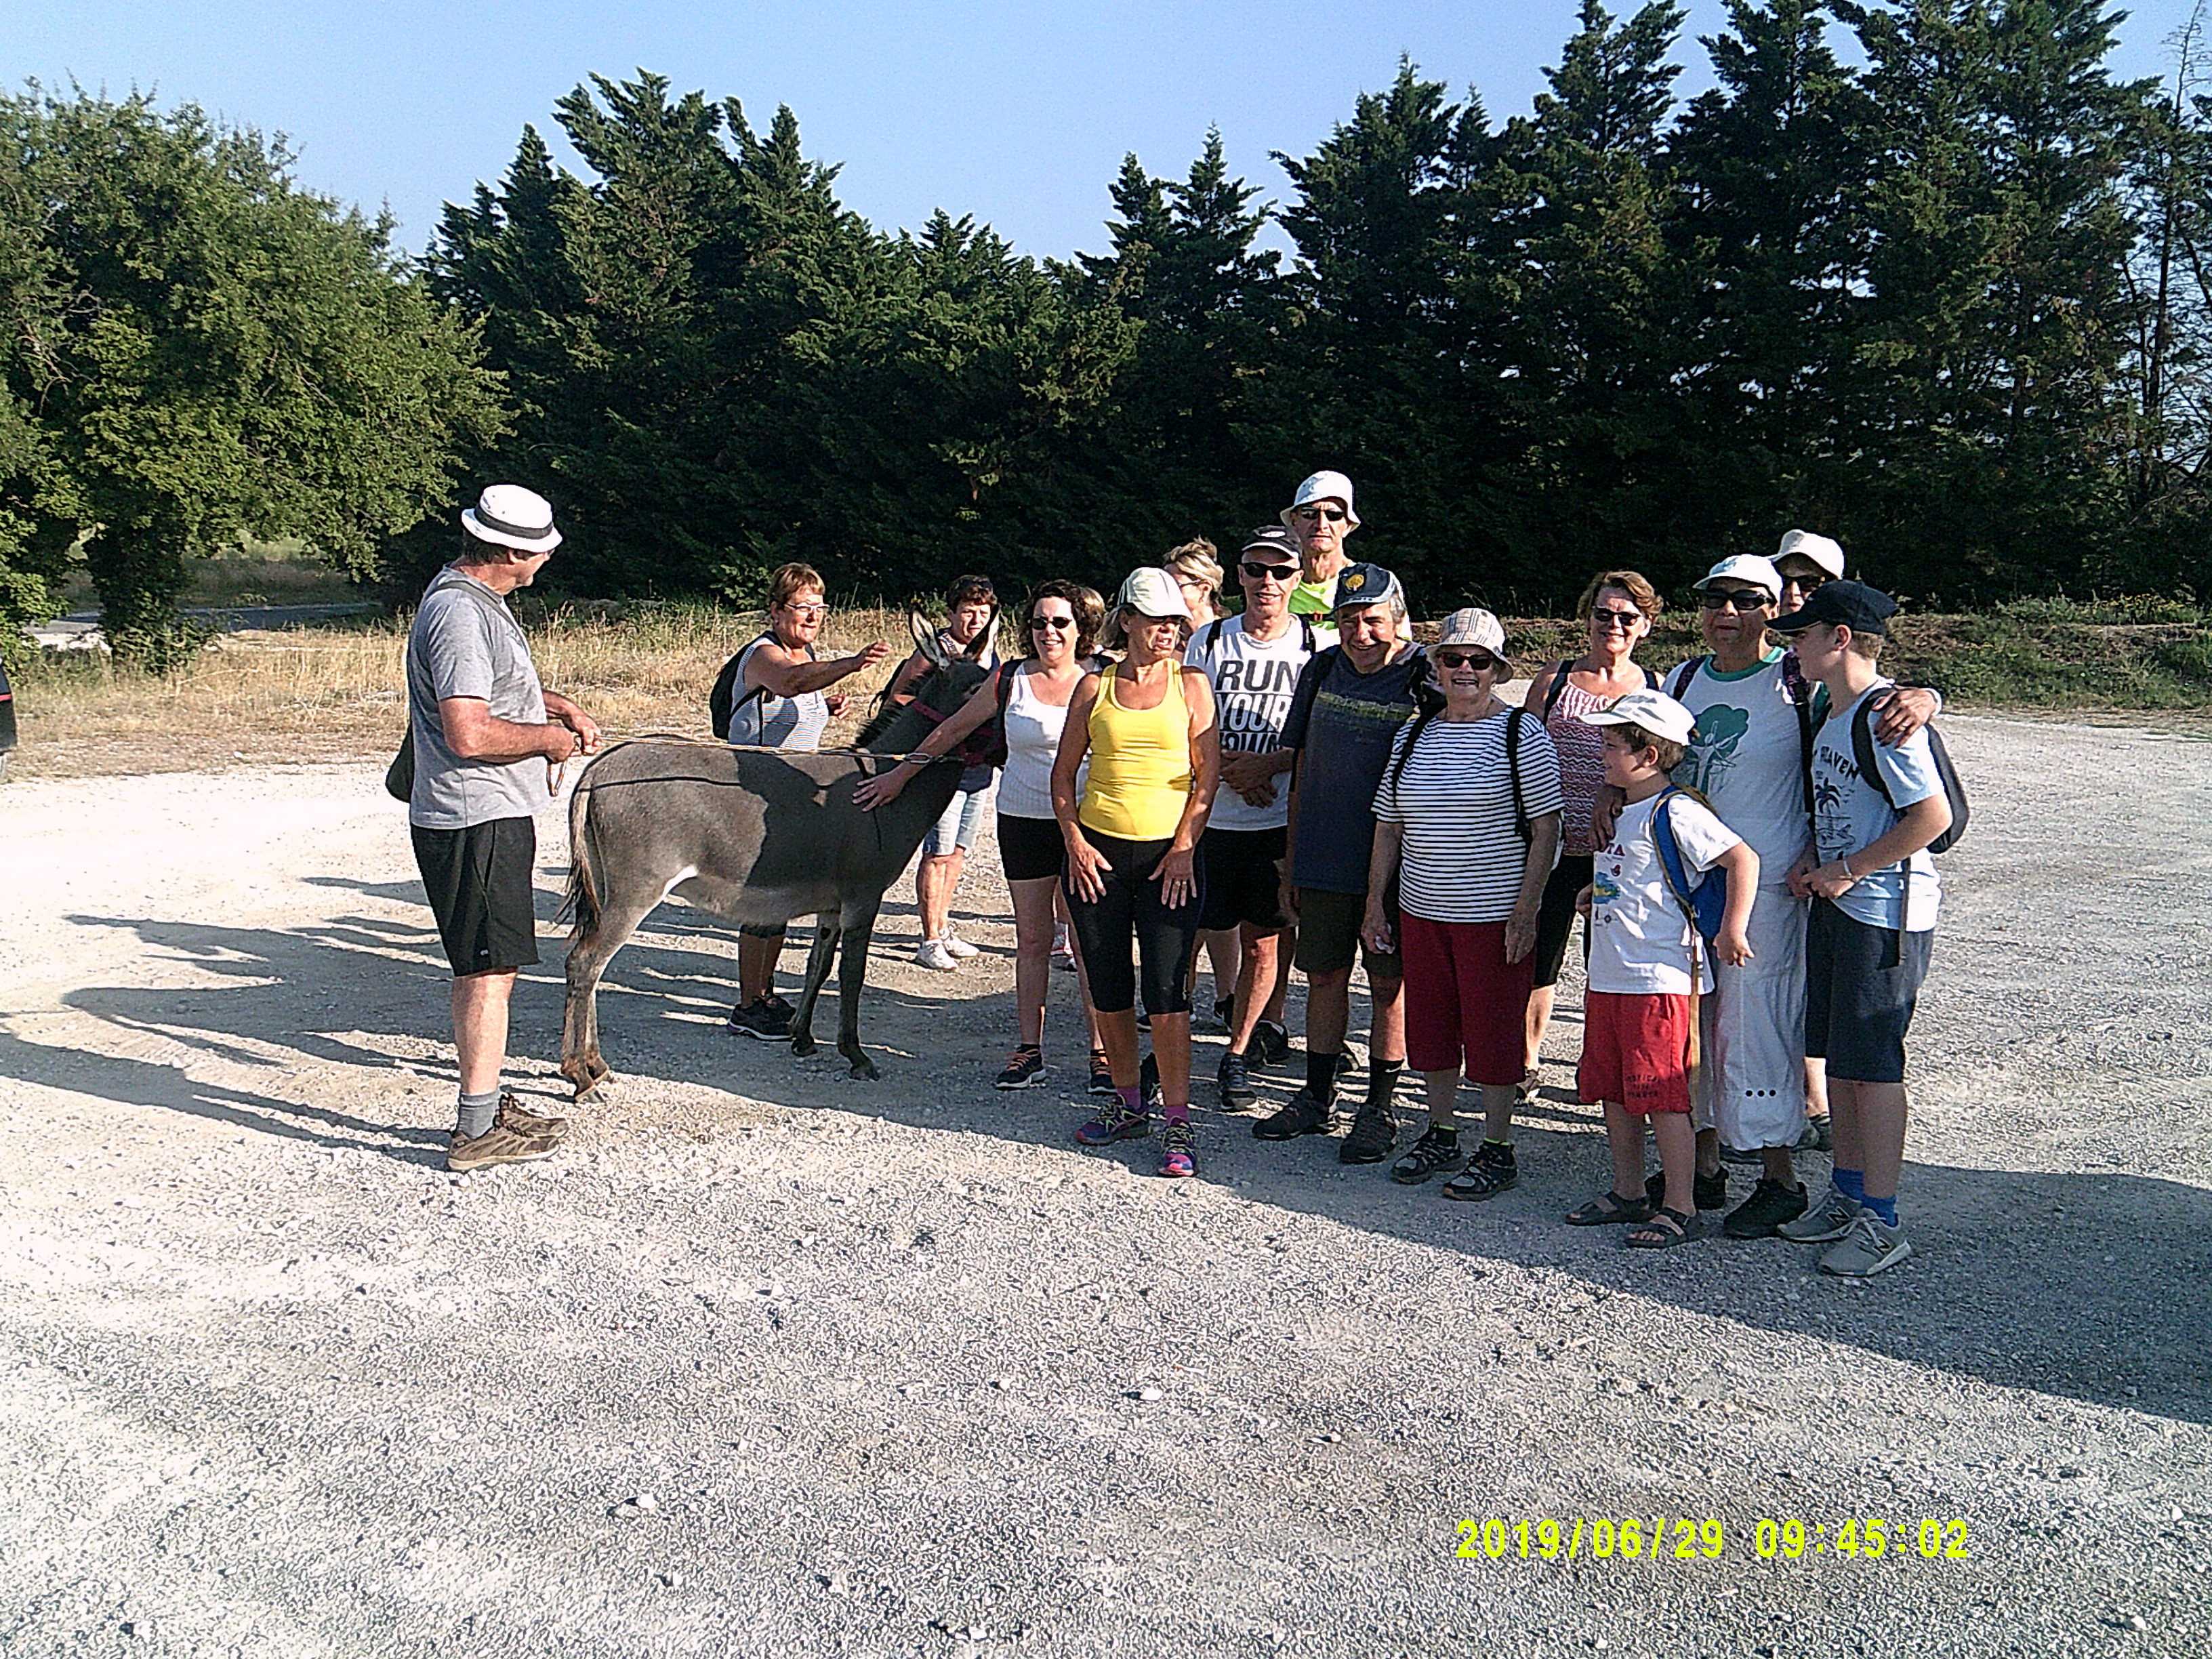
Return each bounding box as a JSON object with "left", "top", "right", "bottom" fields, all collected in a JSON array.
[{"left": 462, "top": 484, "right": 562, "bottom": 554}]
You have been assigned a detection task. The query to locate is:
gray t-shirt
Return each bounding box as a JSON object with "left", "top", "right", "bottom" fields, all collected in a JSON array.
[
  {"left": 406, "top": 567, "right": 551, "bottom": 830},
  {"left": 1811, "top": 680, "right": 1943, "bottom": 933}
]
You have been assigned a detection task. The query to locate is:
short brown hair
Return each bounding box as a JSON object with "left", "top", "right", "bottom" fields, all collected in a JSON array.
[
  {"left": 1576, "top": 569, "right": 1662, "bottom": 622},
  {"left": 767, "top": 562, "right": 825, "bottom": 611},
  {"left": 945, "top": 573, "right": 997, "bottom": 609},
  {"left": 1607, "top": 720, "right": 1686, "bottom": 773},
  {"left": 1023, "top": 579, "right": 1106, "bottom": 659}
]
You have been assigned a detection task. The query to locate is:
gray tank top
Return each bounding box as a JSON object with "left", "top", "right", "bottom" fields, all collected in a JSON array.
[{"left": 726, "top": 635, "right": 830, "bottom": 752}]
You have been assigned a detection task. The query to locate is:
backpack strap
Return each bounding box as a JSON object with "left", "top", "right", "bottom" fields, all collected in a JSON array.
[
  {"left": 1507, "top": 706, "right": 1531, "bottom": 845},
  {"left": 1200, "top": 617, "right": 1226, "bottom": 655},
  {"left": 1783, "top": 651, "right": 1819, "bottom": 821},
  {"left": 1667, "top": 656, "right": 1708, "bottom": 701},
  {"left": 1537, "top": 659, "right": 1575, "bottom": 723},
  {"left": 1647, "top": 789, "right": 1706, "bottom": 1071},
  {"left": 1298, "top": 617, "right": 1316, "bottom": 653},
  {"left": 1849, "top": 697, "right": 1898, "bottom": 812}
]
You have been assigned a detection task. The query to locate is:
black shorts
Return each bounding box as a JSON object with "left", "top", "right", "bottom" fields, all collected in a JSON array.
[
  {"left": 998, "top": 813, "right": 1065, "bottom": 884},
  {"left": 1292, "top": 886, "right": 1401, "bottom": 980},
  {"left": 1532, "top": 853, "right": 1595, "bottom": 990},
  {"left": 1805, "top": 900, "right": 1934, "bottom": 1084},
  {"left": 1199, "top": 825, "right": 1289, "bottom": 932},
  {"left": 412, "top": 817, "right": 541, "bottom": 976}
]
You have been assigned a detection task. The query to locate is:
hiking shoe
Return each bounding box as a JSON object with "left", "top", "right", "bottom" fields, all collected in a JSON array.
[
  {"left": 448, "top": 1122, "right": 558, "bottom": 1173},
  {"left": 1647, "top": 1164, "right": 1727, "bottom": 1212},
  {"left": 495, "top": 1094, "right": 568, "bottom": 1142},
  {"left": 1339, "top": 1105, "right": 1397, "bottom": 1164},
  {"left": 916, "top": 938, "right": 960, "bottom": 972},
  {"left": 995, "top": 1045, "right": 1046, "bottom": 1090},
  {"left": 1818, "top": 1212, "right": 1913, "bottom": 1277},
  {"left": 1139, "top": 1052, "right": 1164, "bottom": 1109},
  {"left": 1217, "top": 1050, "right": 1258, "bottom": 1113},
  {"left": 726, "top": 997, "right": 792, "bottom": 1040},
  {"left": 1076, "top": 1102, "right": 1151, "bottom": 1147},
  {"left": 1253, "top": 1087, "right": 1338, "bottom": 1141},
  {"left": 1159, "top": 1121, "right": 1197, "bottom": 1178},
  {"left": 1723, "top": 1177, "right": 1809, "bottom": 1239},
  {"left": 1805, "top": 1114, "right": 1833, "bottom": 1153},
  {"left": 1441, "top": 1141, "right": 1518, "bottom": 1201},
  {"left": 940, "top": 927, "right": 981, "bottom": 960},
  {"left": 1391, "top": 1124, "right": 1466, "bottom": 1185},
  {"left": 1088, "top": 1050, "right": 1115, "bottom": 1097},
  {"left": 1778, "top": 1184, "right": 1861, "bottom": 1243},
  {"left": 1252, "top": 1019, "right": 1292, "bottom": 1069},
  {"left": 1052, "top": 924, "right": 1076, "bottom": 970}
]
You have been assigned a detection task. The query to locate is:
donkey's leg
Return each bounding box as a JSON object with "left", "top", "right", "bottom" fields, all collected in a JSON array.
[
  {"left": 560, "top": 898, "right": 656, "bottom": 1101},
  {"left": 836, "top": 899, "right": 885, "bottom": 1080},
  {"left": 790, "top": 912, "right": 841, "bottom": 1060}
]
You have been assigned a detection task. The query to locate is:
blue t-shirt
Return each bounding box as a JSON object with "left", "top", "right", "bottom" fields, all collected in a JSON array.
[
  {"left": 1809, "top": 680, "right": 1942, "bottom": 933},
  {"left": 1281, "top": 643, "right": 1427, "bottom": 893}
]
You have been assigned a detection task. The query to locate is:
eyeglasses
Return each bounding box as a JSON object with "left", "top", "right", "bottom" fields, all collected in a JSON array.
[
  {"left": 1294, "top": 506, "right": 1347, "bottom": 524},
  {"left": 1591, "top": 607, "right": 1643, "bottom": 629},
  {"left": 1434, "top": 649, "right": 1501, "bottom": 672},
  {"left": 1029, "top": 614, "right": 1074, "bottom": 630},
  {"left": 1698, "top": 589, "right": 1773, "bottom": 611},
  {"left": 1240, "top": 561, "right": 1298, "bottom": 581},
  {"left": 781, "top": 602, "right": 827, "bottom": 619}
]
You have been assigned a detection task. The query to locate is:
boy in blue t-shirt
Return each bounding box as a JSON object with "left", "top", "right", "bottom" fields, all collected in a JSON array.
[{"left": 1774, "top": 581, "right": 1953, "bottom": 1277}]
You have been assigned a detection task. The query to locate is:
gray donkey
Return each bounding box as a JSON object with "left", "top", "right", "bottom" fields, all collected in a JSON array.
[{"left": 560, "top": 611, "right": 998, "bottom": 1097}]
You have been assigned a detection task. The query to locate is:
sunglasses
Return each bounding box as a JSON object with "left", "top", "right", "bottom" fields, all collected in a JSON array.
[
  {"left": 1294, "top": 506, "right": 1347, "bottom": 524},
  {"left": 1434, "top": 649, "right": 1502, "bottom": 672},
  {"left": 1591, "top": 607, "right": 1643, "bottom": 629},
  {"left": 1240, "top": 560, "right": 1298, "bottom": 581},
  {"left": 1780, "top": 570, "right": 1830, "bottom": 592},
  {"left": 1699, "top": 589, "right": 1774, "bottom": 611},
  {"left": 1029, "top": 613, "right": 1074, "bottom": 630}
]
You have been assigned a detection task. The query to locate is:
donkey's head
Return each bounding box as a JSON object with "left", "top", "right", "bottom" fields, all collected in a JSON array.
[{"left": 855, "top": 609, "right": 998, "bottom": 760}]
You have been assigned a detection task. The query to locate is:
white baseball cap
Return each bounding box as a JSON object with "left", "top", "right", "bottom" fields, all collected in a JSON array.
[
  {"left": 1584, "top": 688, "right": 1698, "bottom": 747},
  {"left": 1281, "top": 470, "right": 1360, "bottom": 529},
  {"left": 1691, "top": 553, "right": 1782, "bottom": 598},
  {"left": 1435, "top": 607, "right": 1507, "bottom": 654},
  {"left": 462, "top": 483, "right": 562, "bottom": 553},
  {"left": 1115, "top": 566, "right": 1191, "bottom": 619},
  {"left": 1774, "top": 529, "right": 1845, "bottom": 578}
]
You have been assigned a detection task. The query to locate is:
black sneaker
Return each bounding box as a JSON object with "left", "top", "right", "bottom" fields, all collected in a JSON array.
[
  {"left": 1139, "top": 1052, "right": 1164, "bottom": 1109},
  {"left": 1088, "top": 1050, "right": 1115, "bottom": 1097},
  {"left": 1390, "top": 1124, "right": 1465, "bottom": 1184},
  {"left": 726, "top": 998, "right": 792, "bottom": 1040},
  {"left": 1252, "top": 1019, "right": 1292, "bottom": 1069},
  {"left": 1217, "top": 1050, "right": 1258, "bottom": 1113},
  {"left": 995, "top": 1045, "right": 1046, "bottom": 1090},
  {"left": 1723, "top": 1177, "right": 1809, "bottom": 1239},
  {"left": 1336, "top": 1048, "right": 1356, "bottom": 1079},
  {"left": 1647, "top": 1165, "right": 1729, "bottom": 1212},
  {"left": 1441, "top": 1140, "right": 1517, "bottom": 1200},
  {"left": 1207, "top": 996, "right": 1235, "bottom": 1035},
  {"left": 1339, "top": 1105, "right": 1397, "bottom": 1164},
  {"left": 1253, "top": 1086, "right": 1337, "bottom": 1141}
]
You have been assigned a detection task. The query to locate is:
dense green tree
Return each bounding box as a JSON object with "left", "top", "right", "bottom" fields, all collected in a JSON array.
[{"left": 0, "top": 85, "right": 505, "bottom": 666}]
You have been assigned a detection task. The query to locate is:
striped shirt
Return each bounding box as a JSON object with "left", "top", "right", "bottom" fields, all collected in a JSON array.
[{"left": 1372, "top": 710, "right": 1563, "bottom": 924}]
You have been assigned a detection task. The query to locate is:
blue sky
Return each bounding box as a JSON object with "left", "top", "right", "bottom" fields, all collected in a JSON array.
[{"left": 9, "top": 1, "right": 2199, "bottom": 262}]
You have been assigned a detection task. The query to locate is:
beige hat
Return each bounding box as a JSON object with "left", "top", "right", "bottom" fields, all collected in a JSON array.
[
  {"left": 1115, "top": 566, "right": 1191, "bottom": 619},
  {"left": 1435, "top": 607, "right": 1507, "bottom": 653},
  {"left": 1584, "top": 688, "right": 1698, "bottom": 746},
  {"left": 1775, "top": 529, "right": 1845, "bottom": 578},
  {"left": 461, "top": 483, "right": 562, "bottom": 553}
]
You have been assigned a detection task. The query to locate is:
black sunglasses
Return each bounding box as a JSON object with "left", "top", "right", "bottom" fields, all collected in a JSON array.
[
  {"left": 1240, "top": 560, "right": 1298, "bottom": 581},
  {"left": 1434, "top": 649, "right": 1502, "bottom": 671},
  {"left": 1029, "top": 613, "right": 1075, "bottom": 630},
  {"left": 1699, "top": 588, "right": 1774, "bottom": 611},
  {"left": 1294, "top": 506, "right": 1347, "bottom": 524}
]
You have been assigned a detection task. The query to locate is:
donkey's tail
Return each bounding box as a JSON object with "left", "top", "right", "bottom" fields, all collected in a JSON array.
[{"left": 560, "top": 769, "right": 600, "bottom": 935}]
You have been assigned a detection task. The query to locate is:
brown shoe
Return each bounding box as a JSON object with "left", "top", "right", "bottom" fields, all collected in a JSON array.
[
  {"left": 449, "top": 1122, "right": 559, "bottom": 1173},
  {"left": 496, "top": 1093, "right": 569, "bottom": 1141}
]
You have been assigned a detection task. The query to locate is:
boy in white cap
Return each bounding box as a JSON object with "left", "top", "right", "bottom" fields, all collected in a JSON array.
[
  {"left": 1569, "top": 689, "right": 1760, "bottom": 1246},
  {"left": 1282, "top": 470, "right": 1358, "bottom": 618}
]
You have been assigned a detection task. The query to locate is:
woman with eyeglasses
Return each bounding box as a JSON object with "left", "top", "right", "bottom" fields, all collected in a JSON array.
[
  {"left": 1518, "top": 571, "right": 1662, "bottom": 1092},
  {"left": 1362, "top": 609, "right": 1563, "bottom": 1201},
  {"left": 724, "top": 562, "right": 895, "bottom": 1040},
  {"left": 1054, "top": 569, "right": 1222, "bottom": 1176},
  {"left": 1282, "top": 470, "right": 1359, "bottom": 617},
  {"left": 856, "top": 581, "right": 1109, "bottom": 1090}
]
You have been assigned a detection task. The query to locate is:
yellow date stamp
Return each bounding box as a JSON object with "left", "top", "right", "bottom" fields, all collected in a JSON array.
[{"left": 1453, "top": 1517, "right": 1970, "bottom": 1563}]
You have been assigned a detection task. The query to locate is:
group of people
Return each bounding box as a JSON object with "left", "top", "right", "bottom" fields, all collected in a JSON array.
[{"left": 403, "top": 476, "right": 1954, "bottom": 1279}]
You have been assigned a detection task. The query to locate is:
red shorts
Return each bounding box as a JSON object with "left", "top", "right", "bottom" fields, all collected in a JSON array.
[
  {"left": 1396, "top": 914, "right": 1534, "bottom": 1086},
  {"left": 1578, "top": 990, "right": 1694, "bottom": 1115}
]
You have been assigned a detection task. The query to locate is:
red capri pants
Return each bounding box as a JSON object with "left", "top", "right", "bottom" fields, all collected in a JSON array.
[
  {"left": 1578, "top": 989, "right": 1694, "bottom": 1115},
  {"left": 1396, "top": 913, "right": 1534, "bottom": 1086}
]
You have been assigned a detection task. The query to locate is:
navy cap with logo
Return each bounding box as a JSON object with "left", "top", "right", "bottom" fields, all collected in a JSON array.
[
  {"left": 1329, "top": 561, "right": 1404, "bottom": 613},
  {"left": 1771, "top": 577, "right": 1898, "bottom": 637}
]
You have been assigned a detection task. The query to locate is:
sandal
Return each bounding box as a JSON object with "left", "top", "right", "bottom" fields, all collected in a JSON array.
[
  {"left": 1625, "top": 1206, "right": 1694, "bottom": 1250},
  {"left": 1567, "top": 1190, "right": 1655, "bottom": 1227}
]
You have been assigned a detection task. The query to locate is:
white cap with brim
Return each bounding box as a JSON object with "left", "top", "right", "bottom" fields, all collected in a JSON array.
[
  {"left": 1691, "top": 553, "right": 1782, "bottom": 597},
  {"left": 1775, "top": 529, "right": 1845, "bottom": 579},
  {"left": 1281, "top": 470, "right": 1360, "bottom": 529},
  {"left": 1583, "top": 688, "right": 1698, "bottom": 747},
  {"left": 462, "top": 483, "right": 562, "bottom": 554},
  {"left": 1115, "top": 566, "right": 1192, "bottom": 620}
]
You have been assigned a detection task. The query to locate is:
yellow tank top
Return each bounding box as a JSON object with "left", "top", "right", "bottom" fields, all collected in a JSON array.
[{"left": 1080, "top": 663, "right": 1193, "bottom": 840}]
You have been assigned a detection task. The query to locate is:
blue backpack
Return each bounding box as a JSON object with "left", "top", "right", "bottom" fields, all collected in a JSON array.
[{"left": 1650, "top": 786, "right": 1727, "bottom": 945}]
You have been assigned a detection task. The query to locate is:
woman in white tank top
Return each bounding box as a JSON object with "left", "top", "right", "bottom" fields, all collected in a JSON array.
[{"left": 855, "top": 580, "right": 1107, "bottom": 1090}]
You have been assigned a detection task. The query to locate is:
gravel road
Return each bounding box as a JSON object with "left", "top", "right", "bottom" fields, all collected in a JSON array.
[{"left": 1, "top": 714, "right": 2207, "bottom": 1658}]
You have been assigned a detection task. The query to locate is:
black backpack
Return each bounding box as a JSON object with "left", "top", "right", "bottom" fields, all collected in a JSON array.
[
  {"left": 709, "top": 634, "right": 773, "bottom": 741},
  {"left": 1849, "top": 697, "right": 1970, "bottom": 854}
]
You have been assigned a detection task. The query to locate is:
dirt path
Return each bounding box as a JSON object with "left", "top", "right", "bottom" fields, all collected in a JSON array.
[{"left": 1, "top": 716, "right": 2207, "bottom": 1657}]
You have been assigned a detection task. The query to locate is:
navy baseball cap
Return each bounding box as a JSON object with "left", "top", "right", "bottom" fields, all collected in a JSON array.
[{"left": 1772, "top": 578, "right": 1898, "bottom": 637}]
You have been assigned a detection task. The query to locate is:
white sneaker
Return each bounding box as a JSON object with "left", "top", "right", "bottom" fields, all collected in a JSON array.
[
  {"left": 916, "top": 939, "right": 960, "bottom": 972},
  {"left": 1819, "top": 1212, "right": 1913, "bottom": 1277},
  {"left": 939, "top": 927, "right": 981, "bottom": 960}
]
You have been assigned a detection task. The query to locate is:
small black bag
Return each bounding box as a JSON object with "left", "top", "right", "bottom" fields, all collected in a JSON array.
[{"left": 384, "top": 728, "right": 414, "bottom": 802}]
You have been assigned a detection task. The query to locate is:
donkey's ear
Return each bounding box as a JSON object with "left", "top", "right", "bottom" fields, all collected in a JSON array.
[
  {"left": 966, "top": 602, "right": 1000, "bottom": 659},
  {"left": 910, "top": 609, "right": 947, "bottom": 666}
]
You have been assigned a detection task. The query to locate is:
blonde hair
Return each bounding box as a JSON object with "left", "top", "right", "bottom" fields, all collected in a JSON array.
[
  {"left": 1164, "top": 539, "right": 1225, "bottom": 599},
  {"left": 766, "top": 562, "right": 825, "bottom": 610}
]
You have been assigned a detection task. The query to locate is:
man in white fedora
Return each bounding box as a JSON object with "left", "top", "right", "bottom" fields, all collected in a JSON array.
[
  {"left": 1281, "top": 470, "right": 1359, "bottom": 619},
  {"left": 407, "top": 484, "right": 600, "bottom": 1172}
]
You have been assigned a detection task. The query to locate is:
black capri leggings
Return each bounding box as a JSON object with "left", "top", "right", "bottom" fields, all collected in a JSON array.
[
  {"left": 1065, "top": 830, "right": 1206, "bottom": 1017},
  {"left": 1531, "top": 853, "right": 1596, "bottom": 991}
]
